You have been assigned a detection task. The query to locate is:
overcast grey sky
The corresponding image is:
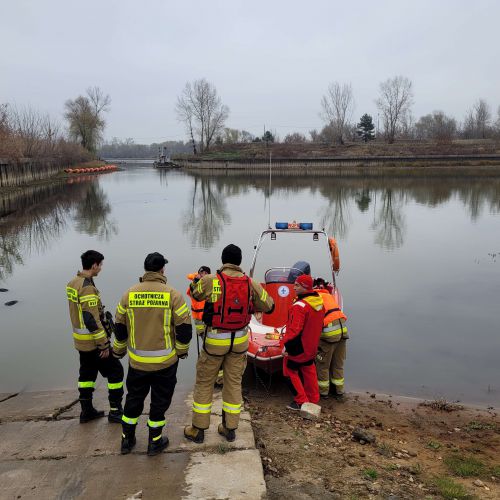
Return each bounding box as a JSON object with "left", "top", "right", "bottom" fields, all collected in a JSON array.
[{"left": 1, "top": 0, "right": 499, "bottom": 143}]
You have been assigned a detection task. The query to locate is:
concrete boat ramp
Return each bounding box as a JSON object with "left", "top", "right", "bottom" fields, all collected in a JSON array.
[{"left": 0, "top": 388, "right": 266, "bottom": 499}]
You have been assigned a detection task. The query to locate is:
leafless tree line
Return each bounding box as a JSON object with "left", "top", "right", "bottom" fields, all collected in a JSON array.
[
  {"left": 175, "top": 75, "right": 499, "bottom": 149},
  {"left": 315, "top": 77, "right": 499, "bottom": 144},
  {"left": 0, "top": 103, "right": 91, "bottom": 164}
]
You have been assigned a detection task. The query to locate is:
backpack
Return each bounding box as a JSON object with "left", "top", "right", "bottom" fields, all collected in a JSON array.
[{"left": 203, "top": 271, "right": 252, "bottom": 331}]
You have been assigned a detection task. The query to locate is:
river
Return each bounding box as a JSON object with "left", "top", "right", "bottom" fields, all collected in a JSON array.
[{"left": 0, "top": 163, "right": 499, "bottom": 407}]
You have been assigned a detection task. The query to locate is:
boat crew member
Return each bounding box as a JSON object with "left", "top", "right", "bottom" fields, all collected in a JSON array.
[
  {"left": 66, "top": 250, "right": 124, "bottom": 424},
  {"left": 314, "top": 278, "right": 348, "bottom": 399},
  {"left": 184, "top": 244, "right": 274, "bottom": 443},
  {"left": 186, "top": 266, "right": 211, "bottom": 337},
  {"left": 113, "top": 252, "right": 192, "bottom": 456},
  {"left": 282, "top": 274, "right": 324, "bottom": 410}
]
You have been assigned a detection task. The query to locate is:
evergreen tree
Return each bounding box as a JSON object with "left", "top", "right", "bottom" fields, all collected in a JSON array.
[
  {"left": 263, "top": 130, "right": 275, "bottom": 143},
  {"left": 357, "top": 114, "right": 375, "bottom": 142}
]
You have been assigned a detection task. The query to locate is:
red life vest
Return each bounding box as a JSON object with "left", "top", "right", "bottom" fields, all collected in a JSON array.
[{"left": 205, "top": 271, "right": 252, "bottom": 331}]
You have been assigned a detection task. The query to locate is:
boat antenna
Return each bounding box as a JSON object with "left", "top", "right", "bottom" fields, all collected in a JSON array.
[{"left": 268, "top": 151, "right": 272, "bottom": 229}]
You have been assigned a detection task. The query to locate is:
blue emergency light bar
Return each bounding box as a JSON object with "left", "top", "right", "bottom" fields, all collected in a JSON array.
[{"left": 275, "top": 222, "right": 313, "bottom": 230}]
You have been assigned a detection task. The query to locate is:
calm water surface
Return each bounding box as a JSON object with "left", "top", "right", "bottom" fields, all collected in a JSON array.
[{"left": 1, "top": 163, "right": 499, "bottom": 406}]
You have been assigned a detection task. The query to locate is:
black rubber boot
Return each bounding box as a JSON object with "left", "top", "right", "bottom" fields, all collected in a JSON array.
[
  {"left": 184, "top": 425, "right": 205, "bottom": 444},
  {"left": 218, "top": 423, "right": 236, "bottom": 442},
  {"left": 79, "top": 398, "right": 105, "bottom": 424},
  {"left": 218, "top": 411, "right": 236, "bottom": 442},
  {"left": 121, "top": 423, "right": 137, "bottom": 454},
  {"left": 108, "top": 403, "right": 123, "bottom": 424},
  {"left": 147, "top": 426, "right": 169, "bottom": 456}
]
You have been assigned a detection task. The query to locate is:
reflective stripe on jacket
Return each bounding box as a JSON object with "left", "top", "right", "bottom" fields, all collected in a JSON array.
[
  {"left": 114, "top": 271, "right": 192, "bottom": 371},
  {"left": 186, "top": 274, "right": 205, "bottom": 321},
  {"left": 316, "top": 289, "right": 348, "bottom": 342},
  {"left": 66, "top": 272, "right": 108, "bottom": 352},
  {"left": 190, "top": 263, "right": 274, "bottom": 355}
]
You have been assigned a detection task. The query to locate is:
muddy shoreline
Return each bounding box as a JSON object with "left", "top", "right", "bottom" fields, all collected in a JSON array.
[{"left": 244, "top": 376, "right": 500, "bottom": 499}]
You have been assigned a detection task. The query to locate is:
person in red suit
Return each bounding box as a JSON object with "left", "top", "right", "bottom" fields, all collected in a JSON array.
[{"left": 282, "top": 274, "right": 324, "bottom": 410}]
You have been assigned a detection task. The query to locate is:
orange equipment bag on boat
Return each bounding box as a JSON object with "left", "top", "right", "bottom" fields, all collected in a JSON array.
[{"left": 203, "top": 271, "right": 252, "bottom": 331}]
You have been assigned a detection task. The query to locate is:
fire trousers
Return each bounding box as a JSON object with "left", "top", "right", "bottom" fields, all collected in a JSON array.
[
  {"left": 283, "top": 357, "right": 320, "bottom": 405},
  {"left": 191, "top": 350, "right": 246, "bottom": 430},
  {"left": 122, "top": 362, "right": 178, "bottom": 430},
  {"left": 315, "top": 339, "right": 347, "bottom": 396},
  {"left": 78, "top": 350, "right": 124, "bottom": 408}
]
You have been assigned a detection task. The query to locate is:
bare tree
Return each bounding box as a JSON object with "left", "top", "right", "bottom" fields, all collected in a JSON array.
[
  {"left": 175, "top": 78, "right": 229, "bottom": 153},
  {"left": 223, "top": 128, "right": 241, "bottom": 144},
  {"left": 320, "top": 82, "right": 355, "bottom": 144},
  {"left": 10, "top": 105, "right": 47, "bottom": 157},
  {"left": 283, "top": 132, "right": 307, "bottom": 143},
  {"left": 65, "top": 87, "right": 110, "bottom": 154},
  {"left": 376, "top": 76, "right": 413, "bottom": 143},
  {"left": 496, "top": 106, "right": 500, "bottom": 137},
  {"left": 474, "top": 99, "right": 491, "bottom": 139},
  {"left": 240, "top": 130, "right": 255, "bottom": 143},
  {"left": 415, "top": 111, "right": 457, "bottom": 143},
  {"left": 461, "top": 108, "right": 476, "bottom": 139},
  {"left": 175, "top": 93, "right": 197, "bottom": 154}
]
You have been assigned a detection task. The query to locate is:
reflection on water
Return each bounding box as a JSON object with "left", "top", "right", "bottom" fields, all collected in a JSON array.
[
  {"left": 0, "top": 178, "right": 117, "bottom": 280},
  {"left": 372, "top": 189, "right": 406, "bottom": 250},
  {"left": 1, "top": 166, "right": 499, "bottom": 406},
  {"left": 74, "top": 183, "right": 118, "bottom": 241},
  {"left": 181, "top": 176, "right": 231, "bottom": 248}
]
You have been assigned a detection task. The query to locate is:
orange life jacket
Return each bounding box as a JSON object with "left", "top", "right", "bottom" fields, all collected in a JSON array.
[
  {"left": 186, "top": 273, "right": 205, "bottom": 320},
  {"left": 328, "top": 237, "right": 340, "bottom": 272},
  {"left": 317, "top": 289, "right": 346, "bottom": 325}
]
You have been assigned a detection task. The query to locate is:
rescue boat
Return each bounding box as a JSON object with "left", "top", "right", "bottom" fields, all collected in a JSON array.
[{"left": 247, "top": 222, "right": 343, "bottom": 375}]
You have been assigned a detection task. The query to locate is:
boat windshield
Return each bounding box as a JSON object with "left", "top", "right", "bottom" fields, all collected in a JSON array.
[{"left": 251, "top": 231, "right": 333, "bottom": 284}]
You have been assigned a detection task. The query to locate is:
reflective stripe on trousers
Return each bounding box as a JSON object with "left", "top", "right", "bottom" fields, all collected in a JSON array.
[
  {"left": 222, "top": 401, "right": 241, "bottom": 414},
  {"left": 147, "top": 418, "right": 166, "bottom": 428},
  {"left": 192, "top": 401, "right": 212, "bottom": 414}
]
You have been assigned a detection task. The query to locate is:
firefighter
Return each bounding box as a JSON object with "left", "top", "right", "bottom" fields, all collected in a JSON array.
[
  {"left": 314, "top": 278, "right": 348, "bottom": 399},
  {"left": 184, "top": 244, "right": 274, "bottom": 444},
  {"left": 113, "top": 252, "right": 192, "bottom": 456},
  {"left": 66, "top": 250, "right": 124, "bottom": 424},
  {"left": 187, "top": 266, "right": 225, "bottom": 387},
  {"left": 186, "top": 266, "right": 211, "bottom": 337},
  {"left": 282, "top": 274, "right": 324, "bottom": 410}
]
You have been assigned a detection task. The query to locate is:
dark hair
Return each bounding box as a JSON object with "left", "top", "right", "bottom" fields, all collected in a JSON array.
[
  {"left": 313, "top": 277, "right": 327, "bottom": 288},
  {"left": 198, "top": 266, "right": 211, "bottom": 274},
  {"left": 221, "top": 244, "right": 242, "bottom": 266},
  {"left": 81, "top": 250, "right": 104, "bottom": 270},
  {"left": 144, "top": 252, "right": 168, "bottom": 272}
]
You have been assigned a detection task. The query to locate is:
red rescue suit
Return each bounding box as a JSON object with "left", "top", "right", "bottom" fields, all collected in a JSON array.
[{"left": 282, "top": 292, "right": 324, "bottom": 405}]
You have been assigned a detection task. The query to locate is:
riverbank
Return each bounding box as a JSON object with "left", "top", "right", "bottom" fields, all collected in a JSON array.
[
  {"left": 0, "top": 160, "right": 107, "bottom": 191},
  {"left": 245, "top": 378, "right": 500, "bottom": 500}
]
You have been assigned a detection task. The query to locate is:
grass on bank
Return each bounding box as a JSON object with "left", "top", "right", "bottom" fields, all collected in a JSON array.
[
  {"left": 363, "top": 468, "right": 378, "bottom": 480},
  {"left": 434, "top": 476, "right": 473, "bottom": 500},
  {"left": 444, "top": 454, "right": 486, "bottom": 477}
]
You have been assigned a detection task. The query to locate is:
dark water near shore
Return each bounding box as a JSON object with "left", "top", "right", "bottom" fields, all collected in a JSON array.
[{"left": 1, "top": 163, "right": 499, "bottom": 406}]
